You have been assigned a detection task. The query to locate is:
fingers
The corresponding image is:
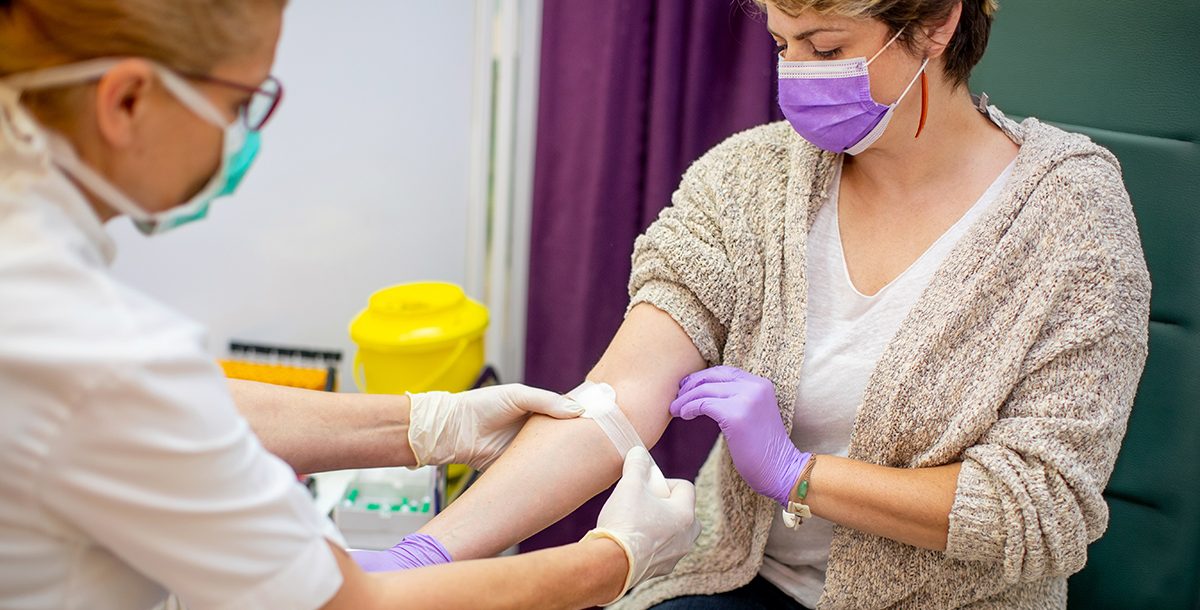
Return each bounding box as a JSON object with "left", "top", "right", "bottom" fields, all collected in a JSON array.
[
  {"left": 675, "top": 398, "right": 710, "bottom": 422},
  {"left": 503, "top": 384, "right": 585, "bottom": 418},
  {"left": 669, "top": 385, "right": 732, "bottom": 418},
  {"left": 676, "top": 398, "right": 710, "bottom": 422},
  {"left": 621, "top": 446, "right": 653, "bottom": 480},
  {"left": 669, "top": 396, "right": 686, "bottom": 419},
  {"left": 617, "top": 447, "right": 672, "bottom": 498},
  {"left": 664, "top": 479, "right": 697, "bottom": 515},
  {"left": 663, "top": 479, "right": 700, "bottom": 543},
  {"left": 646, "top": 460, "right": 671, "bottom": 498},
  {"left": 675, "top": 397, "right": 733, "bottom": 424},
  {"left": 677, "top": 366, "right": 744, "bottom": 395}
]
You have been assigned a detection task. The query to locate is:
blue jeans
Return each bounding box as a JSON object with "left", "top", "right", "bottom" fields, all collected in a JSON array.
[{"left": 649, "top": 576, "right": 812, "bottom": 610}]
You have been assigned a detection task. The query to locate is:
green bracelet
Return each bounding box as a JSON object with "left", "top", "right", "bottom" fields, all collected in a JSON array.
[
  {"left": 793, "top": 455, "right": 817, "bottom": 500},
  {"left": 782, "top": 455, "right": 817, "bottom": 530}
]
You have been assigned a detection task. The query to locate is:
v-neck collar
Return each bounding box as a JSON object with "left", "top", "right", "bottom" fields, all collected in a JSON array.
[{"left": 829, "top": 156, "right": 1017, "bottom": 299}]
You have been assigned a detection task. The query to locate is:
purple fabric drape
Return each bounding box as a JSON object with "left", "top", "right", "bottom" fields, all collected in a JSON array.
[{"left": 521, "top": 1, "right": 783, "bottom": 553}]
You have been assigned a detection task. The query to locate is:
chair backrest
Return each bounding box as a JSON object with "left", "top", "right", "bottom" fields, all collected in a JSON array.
[{"left": 970, "top": 2, "right": 1200, "bottom": 608}]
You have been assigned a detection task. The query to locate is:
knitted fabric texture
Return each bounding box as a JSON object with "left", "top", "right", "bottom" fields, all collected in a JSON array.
[{"left": 616, "top": 107, "right": 1151, "bottom": 610}]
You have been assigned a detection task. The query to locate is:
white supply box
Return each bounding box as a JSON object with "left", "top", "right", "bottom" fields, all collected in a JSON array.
[{"left": 332, "top": 466, "right": 443, "bottom": 551}]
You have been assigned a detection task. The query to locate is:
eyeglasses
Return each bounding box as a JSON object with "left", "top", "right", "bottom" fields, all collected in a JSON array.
[{"left": 180, "top": 73, "right": 284, "bottom": 131}]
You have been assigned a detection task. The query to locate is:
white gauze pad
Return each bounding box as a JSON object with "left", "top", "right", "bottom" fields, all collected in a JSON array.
[{"left": 568, "top": 380, "right": 670, "bottom": 497}]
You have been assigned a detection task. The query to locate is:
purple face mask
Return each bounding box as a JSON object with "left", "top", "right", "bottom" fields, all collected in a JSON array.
[{"left": 778, "top": 29, "right": 929, "bottom": 155}]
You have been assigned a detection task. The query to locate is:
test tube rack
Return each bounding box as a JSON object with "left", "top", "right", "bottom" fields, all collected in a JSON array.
[{"left": 218, "top": 340, "right": 342, "bottom": 391}]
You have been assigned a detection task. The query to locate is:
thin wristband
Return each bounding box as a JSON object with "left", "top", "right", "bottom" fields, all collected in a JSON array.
[
  {"left": 782, "top": 455, "right": 817, "bottom": 529},
  {"left": 793, "top": 454, "right": 817, "bottom": 500}
]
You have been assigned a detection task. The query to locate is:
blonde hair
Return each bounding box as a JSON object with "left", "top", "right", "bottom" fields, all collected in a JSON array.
[
  {"left": 752, "top": 0, "right": 999, "bottom": 86},
  {"left": 0, "top": 0, "right": 285, "bottom": 122}
]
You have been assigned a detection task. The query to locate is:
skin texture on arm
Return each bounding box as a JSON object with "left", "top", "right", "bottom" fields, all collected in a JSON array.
[
  {"left": 322, "top": 538, "right": 627, "bottom": 610},
  {"left": 229, "top": 379, "right": 415, "bottom": 474},
  {"left": 420, "top": 304, "right": 706, "bottom": 559},
  {"left": 798, "top": 456, "right": 961, "bottom": 551}
]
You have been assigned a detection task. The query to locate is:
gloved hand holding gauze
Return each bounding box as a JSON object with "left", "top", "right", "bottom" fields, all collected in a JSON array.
[
  {"left": 407, "top": 384, "right": 584, "bottom": 471},
  {"left": 583, "top": 448, "right": 700, "bottom": 605}
]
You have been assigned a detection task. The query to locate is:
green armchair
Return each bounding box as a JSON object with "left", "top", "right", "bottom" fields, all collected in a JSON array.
[{"left": 970, "top": 2, "right": 1200, "bottom": 608}]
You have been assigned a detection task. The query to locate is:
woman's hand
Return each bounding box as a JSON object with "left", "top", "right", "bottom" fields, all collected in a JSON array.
[
  {"left": 408, "top": 384, "right": 584, "bottom": 471},
  {"left": 670, "top": 366, "right": 808, "bottom": 506}
]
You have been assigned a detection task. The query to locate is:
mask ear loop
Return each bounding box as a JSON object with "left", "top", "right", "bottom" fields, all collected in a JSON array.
[
  {"left": 866, "top": 27, "right": 907, "bottom": 66},
  {"left": 868, "top": 27, "right": 930, "bottom": 140},
  {"left": 152, "top": 66, "right": 230, "bottom": 129}
]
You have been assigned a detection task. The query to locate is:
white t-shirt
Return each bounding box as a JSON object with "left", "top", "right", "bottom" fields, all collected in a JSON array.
[
  {"left": 0, "top": 162, "right": 346, "bottom": 609},
  {"left": 758, "top": 158, "right": 1015, "bottom": 607}
]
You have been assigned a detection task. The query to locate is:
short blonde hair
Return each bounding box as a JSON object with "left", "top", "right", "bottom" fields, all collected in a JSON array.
[
  {"left": 753, "top": 0, "right": 999, "bottom": 87},
  {"left": 0, "top": 0, "right": 285, "bottom": 122}
]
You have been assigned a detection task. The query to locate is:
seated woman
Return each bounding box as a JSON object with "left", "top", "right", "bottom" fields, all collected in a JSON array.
[{"left": 416, "top": 0, "right": 1151, "bottom": 608}]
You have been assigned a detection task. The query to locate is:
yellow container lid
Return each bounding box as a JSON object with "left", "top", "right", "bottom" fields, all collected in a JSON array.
[{"left": 349, "top": 282, "right": 489, "bottom": 353}]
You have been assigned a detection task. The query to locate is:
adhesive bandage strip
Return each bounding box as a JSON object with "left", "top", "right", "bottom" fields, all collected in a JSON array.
[
  {"left": 568, "top": 381, "right": 643, "bottom": 456},
  {"left": 568, "top": 380, "right": 670, "bottom": 497}
]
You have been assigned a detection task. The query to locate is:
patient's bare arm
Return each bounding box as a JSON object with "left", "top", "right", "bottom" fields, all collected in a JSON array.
[{"left": 418, "top": 304, "right": 706, "bottom": 559}]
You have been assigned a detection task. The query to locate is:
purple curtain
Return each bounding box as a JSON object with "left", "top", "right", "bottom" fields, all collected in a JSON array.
[{"left": 520, "top": 1, "right": 783, "bottom": 553}]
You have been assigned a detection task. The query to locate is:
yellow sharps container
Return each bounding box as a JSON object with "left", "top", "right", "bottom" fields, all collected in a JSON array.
[{"left": 349, "top": 282, "right": 489, "bottom": 395}]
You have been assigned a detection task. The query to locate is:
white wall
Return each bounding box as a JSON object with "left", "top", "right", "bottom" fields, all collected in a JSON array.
[{"left": 109, "top": 1, "right": 477, "bottom": 389}]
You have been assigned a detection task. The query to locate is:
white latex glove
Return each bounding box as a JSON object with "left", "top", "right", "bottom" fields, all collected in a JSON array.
[
  {"left": 408, "top": 384, "right": 583, "bottom": 470},
  {"left": 583, "top": 447, "right": 701, "bottom": 605}
]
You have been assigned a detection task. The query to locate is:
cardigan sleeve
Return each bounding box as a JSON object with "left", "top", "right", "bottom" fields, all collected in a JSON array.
[
  {"left": 944, "top": 155, "right": 1152, "bottom": 584},
  {"left": 627, "top": 150, "right": 739, "bottom": 366}
]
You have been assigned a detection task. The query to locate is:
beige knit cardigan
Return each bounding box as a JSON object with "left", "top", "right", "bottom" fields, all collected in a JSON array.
[{"left": 617, "top": 105, "right": 1151, "bottom": 610}]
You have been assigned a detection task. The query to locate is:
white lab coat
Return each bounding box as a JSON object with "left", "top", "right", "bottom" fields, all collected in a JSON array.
[{"left": 0, "top": 123, "right": 346, "bottom": 609}]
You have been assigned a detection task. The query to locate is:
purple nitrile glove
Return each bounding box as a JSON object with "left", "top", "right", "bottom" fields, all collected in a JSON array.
[
  {"left": 350, "top": 533, "right": 452, "bottom": 572},
  {"left": 670, "top": 366, "right": 810, "bottom": 507}
]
